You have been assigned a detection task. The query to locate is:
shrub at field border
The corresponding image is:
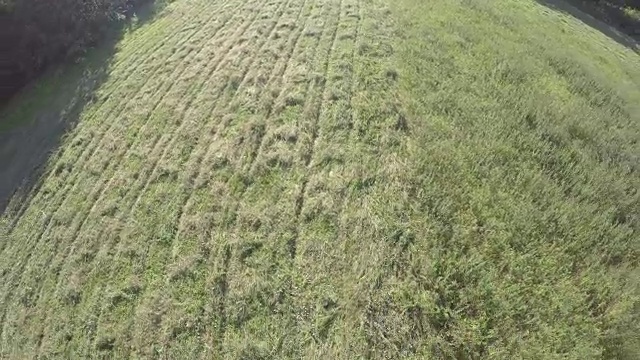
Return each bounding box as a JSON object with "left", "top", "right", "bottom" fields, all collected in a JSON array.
[{"left": 0, "top": 0, "right": 153, "bottom": 103}]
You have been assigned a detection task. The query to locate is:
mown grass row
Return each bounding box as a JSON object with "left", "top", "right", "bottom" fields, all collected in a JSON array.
[{"left": 0, "top": 0, "right": 271, "bottom": 355}]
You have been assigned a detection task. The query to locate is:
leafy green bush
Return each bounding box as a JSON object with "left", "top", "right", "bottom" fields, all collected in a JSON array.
[{"left": 0, "top": 0, "right": 152, "bottom": 102}]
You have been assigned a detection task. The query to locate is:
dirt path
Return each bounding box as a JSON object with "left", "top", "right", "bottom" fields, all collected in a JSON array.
[{"left": 0, "top": 114, "right": 67, "bottom": 214}]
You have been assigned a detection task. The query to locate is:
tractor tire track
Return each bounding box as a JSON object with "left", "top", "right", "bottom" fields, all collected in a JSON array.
[
  {"left": 4, "top": 0, "right": 226, "bottom": 235},
  {"left": 0, "top": 1, "right": 243, "bottom": 348}
]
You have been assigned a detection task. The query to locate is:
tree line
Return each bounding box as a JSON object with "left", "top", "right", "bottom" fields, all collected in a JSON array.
[{"left": 0, "top": 0, "right": 153, "bottom": 103}]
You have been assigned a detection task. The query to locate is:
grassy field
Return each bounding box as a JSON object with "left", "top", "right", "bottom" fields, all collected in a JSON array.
[{"left": 0, "top": 0, "right": 639, "bottom": 358}]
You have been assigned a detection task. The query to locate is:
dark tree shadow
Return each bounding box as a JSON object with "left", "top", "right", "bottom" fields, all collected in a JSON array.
[
  {"left": 0, "top": 1, "right": 169, "bottom": 216},
  {"left": 536, "top": 0, "right": 639, "bottom": 52}
]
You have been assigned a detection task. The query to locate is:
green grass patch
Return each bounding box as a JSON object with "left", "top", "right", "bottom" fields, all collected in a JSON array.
[
  {"left": 0, "top": 0, "right": 638, "bottom": 358},
  {"left": 386, "top": 0, "right": 640, "bottom": 357}
]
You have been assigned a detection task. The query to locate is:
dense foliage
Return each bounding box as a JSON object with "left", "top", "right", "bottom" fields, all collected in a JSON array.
[
  {"left": 584, "top": 0, "right": 640, "bottom": 34},
  {"left": 0, "top": 0, "right": 150, "bottom": 102}
]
